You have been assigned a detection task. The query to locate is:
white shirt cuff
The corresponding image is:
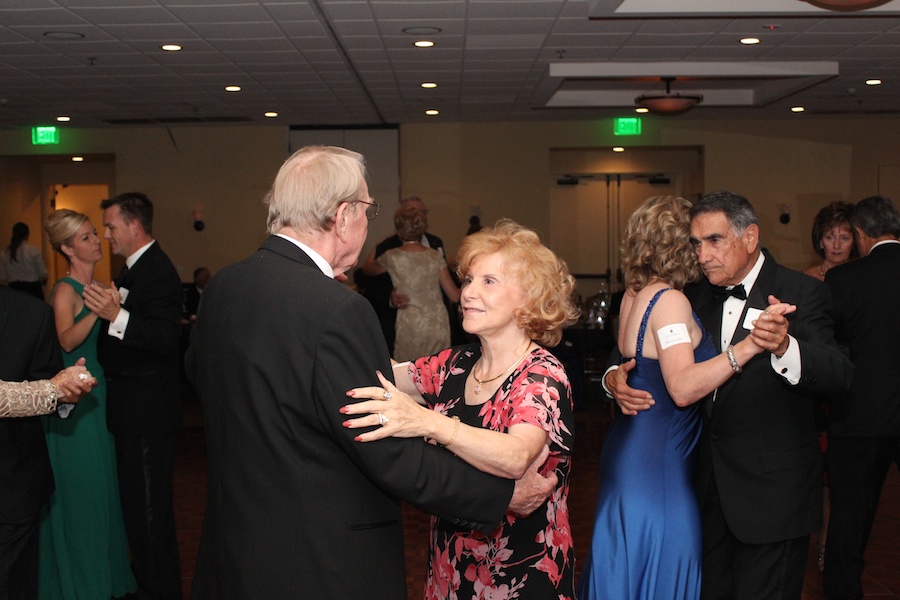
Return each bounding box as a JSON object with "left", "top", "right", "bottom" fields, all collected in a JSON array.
[
  {"left": 602, "top": 364, "right": 618, "bottom": 398},
  {"left": 108, "top": 308, "right": 129, "bottom": 340},
  {"left": 770, "top": 334, "right": 801, "bottom": 385}
]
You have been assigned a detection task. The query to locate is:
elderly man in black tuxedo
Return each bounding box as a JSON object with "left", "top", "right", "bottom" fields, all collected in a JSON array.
[
  {"left": 823, "top": 196, "right": 900, "bottom": 600},
  {"left": 0, "top": 286, "right": 94, "bottom": 599},
  {"left": 83, "top": 192, "right": 184, "bottom": 600},
  {"left": 186, "top": 146, "right": 556, "bottom": 599},
  {"left": 608, "top": 190, "right": 852, "bottom": 600}
]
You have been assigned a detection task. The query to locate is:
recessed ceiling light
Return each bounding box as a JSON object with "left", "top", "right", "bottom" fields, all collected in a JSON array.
[
  {"left": 425, "top": 109, "right": 439, "bottom": 116},
  {"left": 56, "top": 116, "right": 71, "bottom": 122},
  {"left": 613, "top": 147, "right": 625, "bottom": 153},
  {"left": 414, "top": 40, "right": 435, "bottom": 48},
  {"left": 866, "top": 79, "right": 882, "bottom": 86},
  {"left": 791, "top": 106, "right": 805, "bottom": 113},
  {"left": 403, "top": 27, "right": 442, "bottom": 35},
  {"left": 264, "top": 111, "right": 278, "bottom": 118},
  {"left": 635, "top": 107, "right": 649, "bottom": 114},
  {"left": 44, "top": 31, "right": 85, "bottom": 40},
  {"left": 161, "top": 44, "right": 182, "bottom": 52},
  {"left": 225, "top": 85, "right": 241, "bottom": 92},
  {"left": 741, "top": 37, "right": 761, "bottom": 45},
  {"left": 421, "top": 82, "right": 438, "bottom": 89},
  {"left": 72, "top": 156, "right": 84, "bottom": 162}
]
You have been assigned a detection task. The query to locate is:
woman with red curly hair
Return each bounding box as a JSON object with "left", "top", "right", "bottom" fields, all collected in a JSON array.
[{"left": 343, "top": 219, "right": 579, "bottom": 599}]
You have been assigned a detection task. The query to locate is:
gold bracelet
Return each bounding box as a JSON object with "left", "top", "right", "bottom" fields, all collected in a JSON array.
[{"left": 445, "top": 415, "right": 461, "bottom": 446}]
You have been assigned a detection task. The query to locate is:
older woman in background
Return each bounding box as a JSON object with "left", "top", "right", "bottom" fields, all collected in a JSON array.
[
  {"left": 343, "top": 219, "right": 579, "bottom": 599},
  {"left": 803, "top": 201, "right": 858, "bottom": 281},
  {"left": 802, "top": 200, "right": 857, "bottom": 572},
  {"left": 366, "top": 204, "right": 460, "bottom": 361},
  {"left": 40, "top": 209, "right": 136, "bottom": 600}
]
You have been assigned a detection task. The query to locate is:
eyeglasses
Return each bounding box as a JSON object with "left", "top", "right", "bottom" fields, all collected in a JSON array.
[{"left": 355, "top": 199, "right": 380, "bottom": 221}]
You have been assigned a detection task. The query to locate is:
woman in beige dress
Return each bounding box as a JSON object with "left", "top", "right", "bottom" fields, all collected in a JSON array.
[{"left": 368, "top": 205, "right": 460, "bottom": 361}]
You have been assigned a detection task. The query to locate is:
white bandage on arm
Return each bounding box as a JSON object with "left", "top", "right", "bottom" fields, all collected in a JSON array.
[{"left": 657, "top": 323, "right": 691, "bottom": 350}]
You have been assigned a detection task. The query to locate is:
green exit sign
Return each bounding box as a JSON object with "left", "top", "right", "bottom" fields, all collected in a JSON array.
[
  {"left": 32, "top": 126, "right": 60, "bottom": 145},
  {"left": 614, "top": 117, "right": 642, "bottom": 136}
]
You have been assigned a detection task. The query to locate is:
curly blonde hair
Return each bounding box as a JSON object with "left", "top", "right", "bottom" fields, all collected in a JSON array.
[
  {"left": 394, "top": 205, "right": 427, "bottom": 242},
  {"left": 457, "top": 219, "right": 579, "bottom": 347},
  {"left": 620, "top": 195, "right": 701, "bottom": 292}
]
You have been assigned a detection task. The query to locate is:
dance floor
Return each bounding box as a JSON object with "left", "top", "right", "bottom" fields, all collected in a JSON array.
[{"left": 174, "top": 397, "right": 900, "bottom": 599}]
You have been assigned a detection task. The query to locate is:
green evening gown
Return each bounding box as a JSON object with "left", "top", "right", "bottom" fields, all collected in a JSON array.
[{"left": 38, "top": 277, "right": 137, "bottom": 600}]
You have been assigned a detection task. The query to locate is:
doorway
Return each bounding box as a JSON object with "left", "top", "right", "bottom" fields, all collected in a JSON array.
[{"left": 548, "top": 146, "right": 704, "bottom": 299}]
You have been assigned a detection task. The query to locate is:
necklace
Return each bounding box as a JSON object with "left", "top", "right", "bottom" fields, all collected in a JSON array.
[
  {"left": 472, "top": 342, "right": 534, "bottom": 394},
  {"left": 819, "top": 262, "right": 828, "bottom": 279},
  {"left": 66, "top": 272, "right": 93, "bottom": 288}
]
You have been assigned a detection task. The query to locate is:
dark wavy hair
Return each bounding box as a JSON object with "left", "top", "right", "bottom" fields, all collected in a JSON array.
[{"left": 811, "top": 201, "right": 858, "bottom": 260}]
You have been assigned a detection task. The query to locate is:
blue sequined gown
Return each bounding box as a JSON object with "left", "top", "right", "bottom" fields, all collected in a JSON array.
[{"left": 579, "top": 288, "right": 717, "bottom": 600}]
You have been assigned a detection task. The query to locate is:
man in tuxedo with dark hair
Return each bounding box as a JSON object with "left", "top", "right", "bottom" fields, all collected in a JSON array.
[
  {"left": 186, "top": 146, "right": 555, "bottom": 599},
  {"left": 823, "top": 195, "right": 900, "bottom": 600},
  {"left": 83, "top": 192, "right": 183, "bottom": 599},
  {"left": 608, "top": 190, "right": 852, "bottom": 599}
]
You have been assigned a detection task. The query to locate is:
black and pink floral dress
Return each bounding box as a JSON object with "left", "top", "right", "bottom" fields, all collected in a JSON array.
[{"left": 409, "top": 343, "right": 575, "bottom": 600}]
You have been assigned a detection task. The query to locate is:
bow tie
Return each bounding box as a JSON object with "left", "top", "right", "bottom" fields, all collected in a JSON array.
[{"left": 712, "top": 283, "right": 747, "bottom": 302}]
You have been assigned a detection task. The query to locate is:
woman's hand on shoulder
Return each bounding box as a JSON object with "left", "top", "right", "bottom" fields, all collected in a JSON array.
[{"left": 341, "top": 370, "right": 437, "bottom": 442}]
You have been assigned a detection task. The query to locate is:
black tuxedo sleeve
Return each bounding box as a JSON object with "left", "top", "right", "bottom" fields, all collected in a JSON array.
[
  {"left": 317, "top": 292, "right": 514, "bottom": 533},
  {"left": 119, "top": 258, "right": 183, "bottom": 357},
  {"left": 30, "top": 301, "right": 65, "bottom": 381},
  {"left": 786, "top": 275, "right": 853, "bottom": 395}
]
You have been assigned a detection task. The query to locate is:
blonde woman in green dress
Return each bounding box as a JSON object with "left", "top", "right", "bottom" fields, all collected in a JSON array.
[{"left": 40, "top": 210, "right": 136, "bottom": 600}]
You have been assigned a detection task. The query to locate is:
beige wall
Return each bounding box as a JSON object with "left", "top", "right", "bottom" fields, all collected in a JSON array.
[{"left": 2, "top": 117, "right": 899, "bottom": 282}]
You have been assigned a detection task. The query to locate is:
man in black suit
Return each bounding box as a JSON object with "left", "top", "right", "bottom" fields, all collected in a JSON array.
[
  {"left": 0, "top": 286, "right": 92, "bottom": 598},
  {"left": 182, "top": 266, "right": 210, "bottom": 322},
  {"left": 83, "top": 192, "right": 183, "bottom": 600},
  {"left": 608, "top": 191, "right": 852, "bottom": 599},
  {"left": 823, "top": 195, "right": 900, "bottom": 600},
  {"left": 186, "top": 146, "right": 555, "bottom": 599},
  {"left": 361, "top": 195, "right": 452, "bottom": 352}
]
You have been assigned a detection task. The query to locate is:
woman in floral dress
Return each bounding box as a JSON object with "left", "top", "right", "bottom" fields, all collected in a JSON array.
[{"left": 344, "top": 219, "right": 579, "bottom": 599}]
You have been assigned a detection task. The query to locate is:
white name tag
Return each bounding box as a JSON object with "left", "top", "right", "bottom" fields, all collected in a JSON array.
[
  {"left": 118, "top": 287, "right": 129, "bottom": 304},
  {"left": 743, "top": 307, "right": 764, "bottom": 330},
  {"left": 657, "top": 323, "right": 691, "bottom": 350}
]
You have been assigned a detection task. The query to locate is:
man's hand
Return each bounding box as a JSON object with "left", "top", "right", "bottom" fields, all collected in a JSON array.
[
  {"left": 82, "top": 282, "right": 122, "bottom": 321},
  {"left": 749, "top": 294, "right": 791, "bottom": 357},
  {"left": 51, "top": 357, "right": 98, "bottom": 403},
  {"left": 508, "top": 446, "right": 557, "bottom": 516},
  {"left": 390, "top": 289, "right": 410, "bottom": 310},
  {"left": 608, "top": 359, "right": 654, "bottom": 416}
]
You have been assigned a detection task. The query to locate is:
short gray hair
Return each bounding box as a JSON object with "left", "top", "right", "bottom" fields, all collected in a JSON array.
[
  {"left": 851, "top": 196, "right": 900, "bottom": 238},
  {"left": 690, "top": 190, "right": 759, "bottom": 236},
  {"left": 266, "top": 146, "right": 367, "bottom": 235}
]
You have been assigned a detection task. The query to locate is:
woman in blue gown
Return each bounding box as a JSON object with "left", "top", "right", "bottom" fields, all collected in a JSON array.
[
  {"left": 578, "top": 196, "right": 794, "bottom": 600},
  {"left": 40, "top": 209, "right": 136, "bottom": 600}
]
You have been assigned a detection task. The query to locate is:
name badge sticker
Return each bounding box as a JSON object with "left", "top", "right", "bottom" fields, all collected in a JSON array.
[
  {"left": 743, "top": 307, "right": 764, "bottom": 330},
  {"left": 118, "top": 287, "right": 129, "bottom": 304},
  {"left": 657, "top": 323, "right": 691, "bottom": 350}
]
